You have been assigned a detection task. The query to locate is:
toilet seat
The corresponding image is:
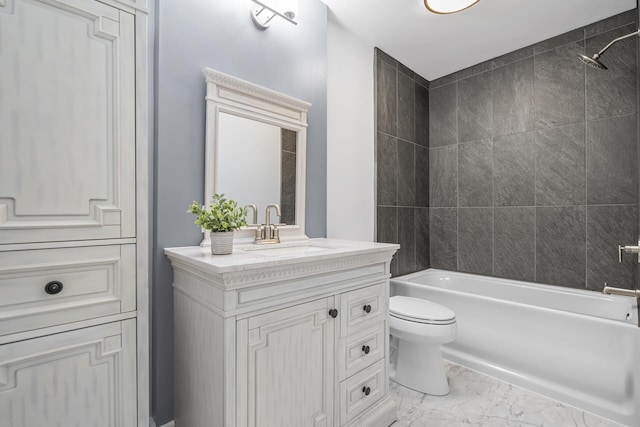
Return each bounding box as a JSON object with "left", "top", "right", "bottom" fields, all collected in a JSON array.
[{"left": 390, "top": 296, "right": 455, "bottom": 325}]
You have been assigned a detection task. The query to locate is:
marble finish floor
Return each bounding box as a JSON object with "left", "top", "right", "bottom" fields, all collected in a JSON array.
[{"left": 389, "top": 361, "right": 622, "bottom": 427}]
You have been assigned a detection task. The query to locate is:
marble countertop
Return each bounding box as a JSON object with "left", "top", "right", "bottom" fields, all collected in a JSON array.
[{"left": 164, "top": 238, "right": 399, "bottom": 274}]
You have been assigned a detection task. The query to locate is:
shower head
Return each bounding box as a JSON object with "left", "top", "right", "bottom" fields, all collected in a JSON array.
[
  {"left": 577, "top": 28, "right": 640, "bottom": 71},
  {"left": 577, "top": 53, "right": 607, "bottom": 70}
]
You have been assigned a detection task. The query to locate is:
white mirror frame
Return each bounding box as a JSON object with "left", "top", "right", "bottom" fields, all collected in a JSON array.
[{"left": 202, "top": 67, "right": 311, "bottom": 246}]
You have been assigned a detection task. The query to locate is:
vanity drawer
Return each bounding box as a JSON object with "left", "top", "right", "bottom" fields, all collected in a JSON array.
[
  {"left": 340, "top": 283, "right": 385, "bottom": 338},
  {"left": 338, "top": 321, "right": 385, "bottom": 380},
  {"left": 0, "top": 244, "right": 136, "bottom": 336},
  {"left": 339, "top": 358, "right": 386, "bottom": 425}
]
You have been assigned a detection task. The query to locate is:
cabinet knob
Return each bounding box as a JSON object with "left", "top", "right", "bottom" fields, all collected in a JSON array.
[
  {"left": 362, "top": 345, "right": 371, "bottom": 355},
  {"left": 328, "top": 308, "right": 338, "bottom": 318},
  {"left": 363, "top": 304, "right": 372, "bottom": 313},
  {"left": 362, "top": 386, "right": 371, "bottom": 396},
  {"left": 45, "top": 281, "right": 64, "bottom": 295}
]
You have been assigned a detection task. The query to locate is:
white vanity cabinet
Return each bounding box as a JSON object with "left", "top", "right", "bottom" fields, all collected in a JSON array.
[
  {"left": 165, "top": 240, "right": 399, "bottom": 427},
  {"left": 0, "top": 0, "right": 149, "bottom": 425}
]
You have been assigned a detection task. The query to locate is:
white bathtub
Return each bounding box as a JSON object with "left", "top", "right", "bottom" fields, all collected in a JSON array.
[{"left": 390, "top": 269, "right": 640, "bottom": 426}]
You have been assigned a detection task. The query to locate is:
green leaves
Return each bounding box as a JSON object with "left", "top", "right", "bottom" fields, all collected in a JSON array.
[{"left": 187, "top": 194, "right": 248, "bottom": 232}]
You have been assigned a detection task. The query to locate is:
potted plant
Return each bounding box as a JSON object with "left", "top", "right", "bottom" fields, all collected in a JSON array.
[{"left": 188, "top": 194, "right": 247, "bottom": 255}]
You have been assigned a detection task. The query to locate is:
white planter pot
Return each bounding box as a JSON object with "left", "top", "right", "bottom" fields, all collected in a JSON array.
[{"left": 210, "top": 231, "right": 234, "bottom": 255}]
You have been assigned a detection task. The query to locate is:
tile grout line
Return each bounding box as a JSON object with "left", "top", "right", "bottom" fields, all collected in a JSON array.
[
  {"left": 533, "top": 49, "right": 537, "bottom": 282},
  {"left": 456, "top": 79, "right": 460, "bottom": 271},
  {"left": 490, "top": 67, "right": 496, "bottom": 277},
  {"left": 584, "top": 27, "right": 589, "bottom": 290},
  {"left": 395, "top": 59, "right": 399, "bottom": 275}
]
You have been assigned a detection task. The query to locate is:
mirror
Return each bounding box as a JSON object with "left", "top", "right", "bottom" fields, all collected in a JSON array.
[
  {"left": 217, "top": 112, "right": 297, "bottom": 225},
  {"left": 202, "top": 67, "right": 310, "bottom": 244}
]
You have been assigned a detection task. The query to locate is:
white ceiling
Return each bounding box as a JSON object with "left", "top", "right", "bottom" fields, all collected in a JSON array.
[{"left": 320, "top": 0, "right": 636, "bottom": 80}]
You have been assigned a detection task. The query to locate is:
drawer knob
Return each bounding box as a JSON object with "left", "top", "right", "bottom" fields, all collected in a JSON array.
[
  {"left": 363, "top": 304, "right": 372, "bottom": 313},
  {"left": 362, "top": 386, "right": 371, "bottom": 396},
  {"left": 328, "top": 308, "right": 338, "bottom": 318},
  {"left": 362, "top": 345, "right": 371, "bottom": 355},
  {"left": 45, "top": 281, "right": 64, "bottom": 295}
]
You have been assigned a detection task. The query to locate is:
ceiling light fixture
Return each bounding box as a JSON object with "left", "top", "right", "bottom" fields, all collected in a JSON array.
[
  {"left": 424, "top": 0, "right": 480, "bottom": 14},
  {"left": 251, "top": 0, "right": 298, "bottom": 29}
]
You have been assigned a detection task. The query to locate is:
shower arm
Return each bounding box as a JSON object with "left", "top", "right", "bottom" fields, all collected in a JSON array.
[{"left": 593, "top": 28, "right": 640, "bottom": 58}]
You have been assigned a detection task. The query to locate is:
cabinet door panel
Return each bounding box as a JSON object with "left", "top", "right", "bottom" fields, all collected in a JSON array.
[
  {"left": 0, "top": 0, "right": 135, "bottom": 244},
  {"left": 0, "top": 319, "right": 137, "bottom": 427},
  {"left": 243, "top": 298, "right": 335, "bottom": 427}
]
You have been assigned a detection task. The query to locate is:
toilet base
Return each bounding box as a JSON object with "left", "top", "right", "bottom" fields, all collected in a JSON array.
[{"left": 394, "top": 339, "right": 450, "bottom": 395}]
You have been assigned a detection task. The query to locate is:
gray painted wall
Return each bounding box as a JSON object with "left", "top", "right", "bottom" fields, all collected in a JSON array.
[
  {"left": 376, "top": 9, "right": 639, "bottom": 292},
  {"left": 152, "top": 0, "right": 327, "bottom": 423}
]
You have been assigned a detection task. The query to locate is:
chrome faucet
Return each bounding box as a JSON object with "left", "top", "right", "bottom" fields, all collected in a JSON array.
[
  {"left": 264, "top": 204, "right": 281, "bottom": 244},
  {"left": 253, "top": 203, "right": 283, "bottom": 244}
]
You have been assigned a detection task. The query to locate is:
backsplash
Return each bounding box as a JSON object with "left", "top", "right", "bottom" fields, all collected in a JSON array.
[{"left": 376, "top": 9, "right": 639, "bottom": 290}]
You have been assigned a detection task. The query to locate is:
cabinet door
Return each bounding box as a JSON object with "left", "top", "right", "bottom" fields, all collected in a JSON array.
[
  {"left": 239, "top": 297, "right": 336, "bottom": 427},
  {"left": 0, "top": 319, "right": 137, "bottom": 427},
  {"left": 0, "top": 0, "right": 136, "bottom": 244}
]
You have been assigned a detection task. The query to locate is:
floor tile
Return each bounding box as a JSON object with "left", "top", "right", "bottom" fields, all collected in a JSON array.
[{"left": 389, "top": 361, "right": 621, "bottom": 427}]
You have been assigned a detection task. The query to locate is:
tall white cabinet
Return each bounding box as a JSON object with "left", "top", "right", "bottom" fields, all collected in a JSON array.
[{"left": 0, "top": 0, "right": 149, "bottom": 425}]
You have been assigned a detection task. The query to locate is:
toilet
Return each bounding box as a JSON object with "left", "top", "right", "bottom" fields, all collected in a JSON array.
[{"left": 389, "top": 295, "right": 457, "bottom": 395}]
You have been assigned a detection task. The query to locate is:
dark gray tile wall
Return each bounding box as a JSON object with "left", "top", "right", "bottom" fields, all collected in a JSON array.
[
  {"left": 426, "top": 10, "right": 638, "bottom": 291},
  {"left": 492, "top": 58, "right": 535, "bottom": 136},
  {"left": 587, "top": 114, "right": 638, "bottom": 205},
  {"left": 429, "top": 208, "right": 457, "bottom": 270},
  {"left": 375, "top": 49, "right": 430, "bottom": 276},
  {"left": 458, "top": 140, "right": 492, "bottom": 207},
  {"left": 458, "top": 72, "right": 492, "bottom": 142},
  {"left": 536, "top": 206, "right": 587, "bottom": 287},
  {"left": 535, "top": 124, "right": 586, "bottom": 206},
  {"left": 494, "top": 207, "right": 536, "bottom": 281},
  {"left": 429, "top": 145, "right": 457, "bottom": 207},
  {"left": 534, "top": 41, "right": 585, "bottom": 129},
  {"left": 493, "top": 132, "right": 535, "bottom": 207},
  {"left": 586, "top": 23, "right": 637, "bottom": 120},
  {"left": 375, "top": 11, "right": 639, "bottom": 292},
  {"left": 458, "top": 208, "right": 493, "bottom": 275}
]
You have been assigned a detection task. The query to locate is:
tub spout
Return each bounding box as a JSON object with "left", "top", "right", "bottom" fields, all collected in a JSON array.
[
  {"left": 602, "top": 283, "right": 640, "bottom": 297},
  {"left": 604, "top": 284, "right": 640, "bottom": 329}
]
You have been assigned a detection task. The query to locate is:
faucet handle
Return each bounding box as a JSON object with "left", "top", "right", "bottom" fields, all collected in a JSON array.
[
  {"left": 618, "top": 244, "right": 640, "bottom": 263},
  {"left": 254, "top": 224, "right": 265, "bottom": 243}
]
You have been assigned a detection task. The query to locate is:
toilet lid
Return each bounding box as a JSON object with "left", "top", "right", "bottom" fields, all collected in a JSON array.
[{"left": 389, "top": 296, "right": 455, "bottom": 324}]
